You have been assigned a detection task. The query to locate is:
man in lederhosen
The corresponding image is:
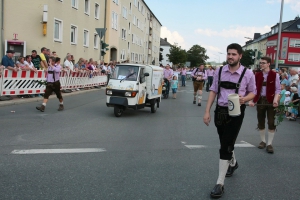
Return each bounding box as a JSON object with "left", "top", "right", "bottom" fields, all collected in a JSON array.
[
  {"left": 249, "top": 57, "right": 280, "bottom": 153},
  {"left": 36, "top": 57, "right": 64, "bottom": 112},
  {"left": 203, "top": 43, "right": 256, "bottom": 198},
  {"left": 191, "top": 64, "right": 207, "bottom": 106}
]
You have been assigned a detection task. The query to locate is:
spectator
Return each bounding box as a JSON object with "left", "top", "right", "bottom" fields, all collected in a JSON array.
[
  {"left": 1, "top": 50, "right": 17, "bottom": 71},
  {"left": 51, "top": 51, "right": 57, "bottom": 57},
  {"left": 288, "top": 87, "right": 299, "bottom": 121},
  {"left": 64, "top": 55, "right": 74, "bottom": 71},
  {"left": 288, "top": 67, "right": 299, "bottom": 87},
  {"left": 278, "top": 83, "right": 286, "bottom": 105},
  {"left": 284, "top": 91, "right": 291, "bottom": 118},
  {"left": 16, "top": 57, "right": 27, "bottom": 70},
  {"left": 40, "top": 47, "right": 48, "bottom": 70},
  {"left": 24, "top": 55, "right": 37, "bottom": 73},
  {"left": 31, "top": 50, "right": 41, "bottom": 70},
  {"left": 46, "top": 49, "right": 51, "bottom": 63},
  {"left": 280, "top": 72, "right": 289, "bottom": 87}
]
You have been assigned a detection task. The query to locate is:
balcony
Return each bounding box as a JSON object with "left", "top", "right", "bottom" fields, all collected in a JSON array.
[
  {"left": 149, "top": 36, "right": 152, "bottom": 42},
  {"left": 149, "top": 21, "right": 153, "bottom": 29},
  {"left": 148, "top": 49, "right": 152, "bottom": 55}
]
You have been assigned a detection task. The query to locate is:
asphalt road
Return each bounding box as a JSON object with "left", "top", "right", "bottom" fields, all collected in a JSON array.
[{"left": 0, "top": 82, "right": 299, "bottom": 200}]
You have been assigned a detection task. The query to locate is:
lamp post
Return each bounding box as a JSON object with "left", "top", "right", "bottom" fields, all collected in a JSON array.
[
  {"left": 275, "top": 0, "right": 284, "bottom": 70},
  {"left": 213, "top": 53, "right": 220, "bottom": 64}
]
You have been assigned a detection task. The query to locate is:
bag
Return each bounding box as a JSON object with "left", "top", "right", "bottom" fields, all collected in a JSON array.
[{"left": 192, "top": 68, "right": 206, "bottom": 81}]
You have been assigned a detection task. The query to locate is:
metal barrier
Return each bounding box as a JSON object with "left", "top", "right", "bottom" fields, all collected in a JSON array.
[{"left": 0, "top": 69, "right": 107, "bottom": 96}]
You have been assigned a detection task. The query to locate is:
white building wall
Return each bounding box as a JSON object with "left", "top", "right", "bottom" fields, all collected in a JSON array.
[{"left": 160, "top": 45, "right": 172, "bottom": 66}]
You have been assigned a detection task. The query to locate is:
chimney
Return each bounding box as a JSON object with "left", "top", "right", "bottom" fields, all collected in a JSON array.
[{"left": 164, "top": 38, "right": 167, "bottom": 42}]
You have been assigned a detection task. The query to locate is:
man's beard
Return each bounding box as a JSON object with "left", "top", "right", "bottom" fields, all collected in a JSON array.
[{"left": 228, "top": 59, "right": 239, "bottom": 67}]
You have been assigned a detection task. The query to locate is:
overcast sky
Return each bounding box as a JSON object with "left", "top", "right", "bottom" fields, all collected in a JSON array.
[{"left": 146, "top": 0, "right": 300, "bottom": 63}]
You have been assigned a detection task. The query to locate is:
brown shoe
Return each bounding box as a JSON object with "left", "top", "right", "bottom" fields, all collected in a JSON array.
[
  {"left": 258, "top": 141, "right": 266, "bottom": 149},
  {"left": 36, "top": 105, "right": 45, "bottom": 112},
  {"left": 58, "top": 104, "right": 64, "bottom": 111},
  {"left": 266, "top": 145, "right": 274, "bottom": 153}
]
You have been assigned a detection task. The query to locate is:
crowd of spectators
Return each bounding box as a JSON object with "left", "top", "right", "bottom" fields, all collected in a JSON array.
[{"left": 0, "top": 47, "right": 118, "bottom": 100}]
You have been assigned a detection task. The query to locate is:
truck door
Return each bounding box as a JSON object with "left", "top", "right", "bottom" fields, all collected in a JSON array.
[{"left": 137, "top": 67, "right": 147, "bottom": 104}]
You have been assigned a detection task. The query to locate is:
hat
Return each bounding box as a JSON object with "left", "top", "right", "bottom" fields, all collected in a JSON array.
[
  {"left": 285, "top": 91, "right": 290, "bottom": 95},
  {"left": 6, "top": 50, "right": 15, "bottom": 54},
  {"left": 290, "top": 87, "right": 298, "bottom": 92}
]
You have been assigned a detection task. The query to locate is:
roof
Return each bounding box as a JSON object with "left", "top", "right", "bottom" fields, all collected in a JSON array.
[
  {"left": 283, "top": 17, "right": 300, "bottom": 32},
  {"left": 160, "top": 38, "right": 171, "bottom": 46},
  {"left": 141, "top": 0, "right": 162, "bottom": 26}
]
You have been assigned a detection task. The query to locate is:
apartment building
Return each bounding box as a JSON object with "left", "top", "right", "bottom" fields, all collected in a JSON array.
[
  {"left": 104, "top": 0, "right": 162, "bottom": 64},
  {"left": 2, "top": 0, "right": 105, "bottom": 61}
]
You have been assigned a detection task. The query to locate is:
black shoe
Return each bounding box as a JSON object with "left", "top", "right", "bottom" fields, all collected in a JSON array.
[
  {"left": 210, "top": 184, "right": 224, "bottom": 198},
  {"left": 198, "top": 103, "right": 201, "bottom": 106},
  {"left": 226, "top": 161, "right": 238, "bottom": 177},
  {"left": 193, "top": 101, "right": 196, "bottom": 104}
]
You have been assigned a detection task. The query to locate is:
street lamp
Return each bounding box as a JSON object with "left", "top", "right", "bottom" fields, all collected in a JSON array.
[
  {"left": 213, "top": 53, "right": 220, "bottom": 63},
  {"left": 275, "top": 0, "right": 284, "bottom": 69}
]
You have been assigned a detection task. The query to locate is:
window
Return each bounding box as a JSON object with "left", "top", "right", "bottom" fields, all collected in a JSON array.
[
  {"left": 95, "top": 3, "right": 100, "bottom": 19},
  {"left": 131, "top": 53, "right": 135, "bottom": 62},
  {"left": 288, "top": 53, "right": 300, "bottom": 62},
  {"left": 120, "top": 50, "right": 125, "bottom": 60},
  {"left": 132, "top": 34, "right": 134, "bottom": 43},
  {"left": 133, "top": 15, "right": 136, "bottom": 25},
  {"left": 122, "top": 7, "right": 127, "bottom": 19},
  {"left": 134, "top": 0, "right": 137, "bottom": 7},
  {"left": 112, "top": 12, "right": 118, "bottom": 30},
  {"left": 137, "top": 19, "right": 140, "bottom": 28},
  {"left": 121, "top": 28, "right": 126, "bottom": 40},
  {"left": 83, "top": 29, "right": 89, "bottom": 47},
  {"left": 113, "top": 0, "right": 119, "bottom": 5},
  {"left": 84, "top": 0, "right": 90, "bottom": 15},
  {"left": 70, "top": 25, "right": 77, "bottom": 44},
  {"left": 289, "top": 39, "right": 300, "bottom": 47},
  {"left": 71, "top": 0, "right": 78, "bottom": 9},
  {"left": 94, "top": 33, "right": 98, "bottom": 48},
  {"left": 58, "top": 0, "right": 63, "bottom": 2},
  {"left": 54, "top": 19, "right": 63, "bottom": 42},
  {"left": 138, "top": 1, "right": 140, "bottom": 11}
]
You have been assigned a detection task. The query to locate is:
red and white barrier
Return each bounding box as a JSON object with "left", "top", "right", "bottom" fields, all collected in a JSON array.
[{"left": 0, "top": 69, "right": 107, "bottom": 96}]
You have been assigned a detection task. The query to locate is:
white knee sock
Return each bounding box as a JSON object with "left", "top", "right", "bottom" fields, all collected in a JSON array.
[
  {"left": 216, "top": 159, "right": 229, "bottom": 185},
  {"left": 267, "top": 131, "right": 275, "bottom": 146},
  {"left": 230, "top": 151, "right": 236, "bottom": 167},
  {"left": 259, "top": 129, "right": 266, "bottom": 143}
]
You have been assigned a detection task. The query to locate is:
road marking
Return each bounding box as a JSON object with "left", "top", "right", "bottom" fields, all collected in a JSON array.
[
  {"left": 235, "top": 141, "right": 255, "bottom": 148},
  {"left": 185, "top": 145, "right": 207, "bottom": 149},
  {"left": 11, "top": 148, "right": 107, "bottom": 154},
  {"left": 181, "top": 141, "right": 187, "bottom": 144}
]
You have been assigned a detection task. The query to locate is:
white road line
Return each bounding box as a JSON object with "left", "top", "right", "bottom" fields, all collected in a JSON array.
[
  {"left": 236, "top": 141, "right": 255, "bottom": 147},
  {"left": 185, "top": 145, "right": 207, "bottom": 149},
  {"left": 181, "top": 141, "right": 187, "bottom": 144},
  {"left": 11, "top": 148, "right": 107, "bottom": 154}
]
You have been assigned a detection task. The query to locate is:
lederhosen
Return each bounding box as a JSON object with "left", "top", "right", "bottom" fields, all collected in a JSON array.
[
  {"left": 193, "top": 70, "right": 205, "bottom": 92},
  {"left": 44, "top": 66, "right": 63, "bottom": 99},
  {"left": 214, "top": 66, "right": 247, "bottom": 160}
]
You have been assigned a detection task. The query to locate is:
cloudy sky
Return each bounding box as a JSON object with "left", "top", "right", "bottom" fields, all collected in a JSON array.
[{"left": 146, "top": 0, "right": 300, "bottom": 63}]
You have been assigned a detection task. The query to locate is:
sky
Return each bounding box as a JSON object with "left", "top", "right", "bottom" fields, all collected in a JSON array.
[{"left": 146, "top": 0, "right": 300, "bottom": 63}]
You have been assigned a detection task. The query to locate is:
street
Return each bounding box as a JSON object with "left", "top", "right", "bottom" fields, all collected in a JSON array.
[{"left": 0, "top": 83, "right": 300, "bottom": 200}]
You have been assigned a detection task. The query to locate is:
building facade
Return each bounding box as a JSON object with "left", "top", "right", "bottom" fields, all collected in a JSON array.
[
  {"left": 243, "top": 16, "right": 300, "bottom": 69},
  {"left": 104, "top": 0, "right": 162, "bottom": 64},
  {"left": 160, "top": 38, "right": 172, "bottom": 66},
  {"left": 2, "top": 0, "right": 104, "bottom": 62}
]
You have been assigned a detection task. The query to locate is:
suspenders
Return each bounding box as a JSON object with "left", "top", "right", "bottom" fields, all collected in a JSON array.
[{"left": 216, "top": 66, "right": 247, "bottom": 105}]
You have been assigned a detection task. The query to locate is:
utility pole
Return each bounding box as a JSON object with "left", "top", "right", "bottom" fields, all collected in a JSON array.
[{"left": 275, "top": 0, "right": 284, "bottom": 69}]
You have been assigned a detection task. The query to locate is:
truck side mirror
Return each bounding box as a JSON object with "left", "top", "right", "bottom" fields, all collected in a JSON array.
[{"left": 144, "top": 73, "right": 149, "bottom": 77}]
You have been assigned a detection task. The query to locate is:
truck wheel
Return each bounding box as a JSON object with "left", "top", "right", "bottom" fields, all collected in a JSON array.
[
  {"left": 151, "top": 100, "right": 157, "bottom": 113},
  {"left": 114, "top": 106, "right": 123, "bottom": 117}
]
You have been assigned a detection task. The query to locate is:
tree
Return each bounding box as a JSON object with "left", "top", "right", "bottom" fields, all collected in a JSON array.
[
  {"left": 240, "top": 49, "right": 254, "bottom": 68},
  {"left": 166, "top": 44, "right": 187, "bottom": 65},
  {"left": 187, "top": 45, "right": 209, "bottom": 67},
  {"left": 159, "top": 48, "right": 163, "bottom": 62},
  {"left": 222, "top": 61, "right": 227, "bottom": 66}
]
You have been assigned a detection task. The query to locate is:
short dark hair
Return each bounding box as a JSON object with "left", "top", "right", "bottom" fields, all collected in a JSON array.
[
  {"left": 260, "top": 56, "right": 271, "bottom": 64},
  {"left": 227, "top": 43, "right": 243, "bottom": 55},
  {"left": 55, "top": 57, "right": 61, "bottom": 63},
  {"left": 25, "top": 55, "right": 31, "bottom": 60},
  {"left": 32, "top": 50, "right": 37, "bottom": 53},
  {"left": 41, "top": 47, "right": 47, "bottom": 52}
]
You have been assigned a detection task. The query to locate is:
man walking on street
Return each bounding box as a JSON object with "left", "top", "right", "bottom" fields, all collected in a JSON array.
[
  {"left": 249, "top": 56, "right": 280, "bottom": 153},
  {"left": 192, "top": 64, "right": 207, "bottom": 106},
  {"left": 163, "top": 64, "right": 173, "bottom": 96},
  {"left": 206, "top": 66, "right": 214, "bottom": 92},
  {"left": 36, "top": 57, "right": 64, "bottom": 112},
  {"left": 203, "top": 43, "right": 256, "bottom": 198}
]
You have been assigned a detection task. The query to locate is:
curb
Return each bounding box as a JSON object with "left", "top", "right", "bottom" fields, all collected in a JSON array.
[{"left": 0, "top": 87, "right": 106, "bottom": 107}]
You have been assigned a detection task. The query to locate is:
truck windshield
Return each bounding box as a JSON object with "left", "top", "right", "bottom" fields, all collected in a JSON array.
[{"left": 111, "top": 65, "right": 139, "bottom": 81}]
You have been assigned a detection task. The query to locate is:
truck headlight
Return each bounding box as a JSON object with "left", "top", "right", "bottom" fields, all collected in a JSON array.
[
  {"left": 125, "top": 91, "right": 137, "bottom": 97},
  {"left": 106, "top": 90, "right": 112, "bottom": 95}
]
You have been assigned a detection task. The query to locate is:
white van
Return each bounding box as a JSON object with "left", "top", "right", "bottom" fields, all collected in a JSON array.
[{"left": 106, "top": 64, "right": 164, "bottom": 117}]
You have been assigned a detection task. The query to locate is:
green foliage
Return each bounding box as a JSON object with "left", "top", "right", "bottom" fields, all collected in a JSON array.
[
  {"left": 274, "top": 103, "right": 299, "bottom": 126},
  {"left": 187, "top": 45, "right": 209, "bottom": 67},
  {"left": 222, "top": 61, "right": 227, "bottom": 66},
  {"left": 240, "top": 49, "right": 255, "bottom": 67},
  {"left": 166, "top": 44, "right": 187, "bottom": 65}
]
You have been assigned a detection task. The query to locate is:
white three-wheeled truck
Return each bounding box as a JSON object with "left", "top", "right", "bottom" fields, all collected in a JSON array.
[{"left": 106, "top": 64, "right": 164, "bottom": 117}]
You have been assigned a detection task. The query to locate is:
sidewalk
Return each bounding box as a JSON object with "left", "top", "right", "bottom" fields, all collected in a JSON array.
[{"left": 0, "top": 87, "right": 106, "bottom": 107}]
